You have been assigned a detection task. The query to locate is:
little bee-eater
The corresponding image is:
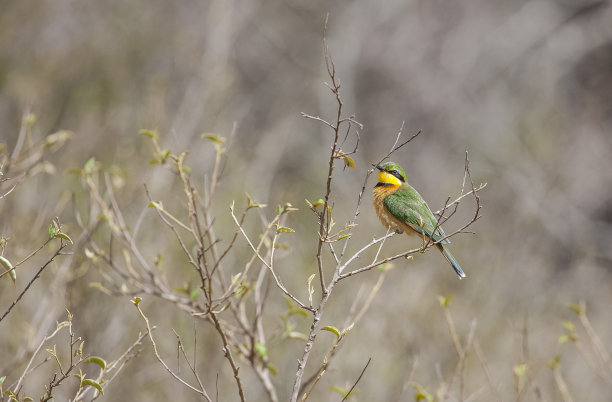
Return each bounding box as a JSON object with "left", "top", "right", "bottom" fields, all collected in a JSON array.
[{"left": 372, "top": 161, "right": 466, "bottom": 279}]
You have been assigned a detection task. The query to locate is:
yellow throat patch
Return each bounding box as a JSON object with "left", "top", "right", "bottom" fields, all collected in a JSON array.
[{"left": 377, "top": 170, "right": 402, "bottom": 187}]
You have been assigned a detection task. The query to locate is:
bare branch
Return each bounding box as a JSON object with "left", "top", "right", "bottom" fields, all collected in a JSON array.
[
  {"left": 300, "top": 113, "right": 336, "bottom": 130},
  {"left": 338, "top": 231, "right": 396, "bottom": 275},
  {"left": 133, "top": 300, "right": 213, "bottom": 401},
  {"left": 209, "top": 312, "right": 245, "bottom": 402},
  {"left": 0, "top": 183, "right": 16, "bottom": 199},
  {"left": 0, "top": 243, "right": 67, "bottom": 324},
  {"left": 230, "top": 202, "right": 312, "bottom": 312},
  {"left": 340, "top": 357, "right": 372, "bottom": 402},
  {"left": 173, "top": 329, "right": 207, "bottom": 395},
  {"left": 376, "top": 123, "right": 421, "bottom": 166}
]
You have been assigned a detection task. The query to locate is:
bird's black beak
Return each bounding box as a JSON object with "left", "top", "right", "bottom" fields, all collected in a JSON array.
[{"left": 372, "top": 164, "right": 384, "bottom": 171}]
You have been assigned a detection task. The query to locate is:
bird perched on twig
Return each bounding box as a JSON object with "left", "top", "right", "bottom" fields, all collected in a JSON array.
[{"left": 372, "top": 161, "right": 466, "bottom": 279}]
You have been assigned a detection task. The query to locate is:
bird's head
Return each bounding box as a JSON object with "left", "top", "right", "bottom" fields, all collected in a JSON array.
[{"left": 373, "top": 161, "right": 406, "bottom": 187}]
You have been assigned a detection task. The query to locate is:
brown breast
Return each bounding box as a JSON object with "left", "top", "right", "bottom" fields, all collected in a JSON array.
[
  {"left": 372, "top": 185, "right": 418, "bottom": 236},
  {"left": 372, "top": 186, "right": 401, "bottom": 232}
]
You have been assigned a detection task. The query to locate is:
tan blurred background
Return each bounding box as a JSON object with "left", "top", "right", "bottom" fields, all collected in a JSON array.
[{"left": 2, "top": 0, "right": 612, "bottom": 400}]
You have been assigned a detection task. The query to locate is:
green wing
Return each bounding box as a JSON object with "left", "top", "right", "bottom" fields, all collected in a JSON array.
[{"left": 383, "top": 186, "right": 448, "bottom": 243}]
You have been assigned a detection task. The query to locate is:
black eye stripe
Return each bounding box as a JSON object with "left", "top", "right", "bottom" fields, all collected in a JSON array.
[{"left": 387, "top": 169, "right": 404, "bottom": 182}]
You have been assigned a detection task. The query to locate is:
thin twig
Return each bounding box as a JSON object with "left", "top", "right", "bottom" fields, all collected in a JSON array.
[
  {"left": 377, "top": 123, "right": 421, "bottom": 166},
  {"left": 133, "top": 300, "right": 213, "bottom": 401},
  {"left": 0, "top": 243, "right": 66, "bottom": 323},
  {"left": 173, "top": 329, "right": 207, "bottom": 394},
  {"left": 340, "top": 357, "right": 371, "bottom": 402},
  {"left": 209, "top": 312, "right": 246, "bottom": 402},
  {"left": 230, "top": 202, "right": 312, "bottom": 311},
  {"left": 474, "top": 340, "right": 501, "bottom": 398},
  {"left": 12, "top": 323, "right": 68, "bottom": 392},
  {"left": 301, "top": 113, "right": 336, "bottom": 130}
]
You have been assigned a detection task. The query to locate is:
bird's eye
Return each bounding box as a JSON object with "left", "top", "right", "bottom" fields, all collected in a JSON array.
[{"left": 391, "top": 170, "right": 398, "bottom": 175}]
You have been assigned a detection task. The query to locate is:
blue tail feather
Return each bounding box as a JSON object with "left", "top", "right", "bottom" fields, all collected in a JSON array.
[{"left": 437, "top": 244, "right": 466, "bottom": 279}]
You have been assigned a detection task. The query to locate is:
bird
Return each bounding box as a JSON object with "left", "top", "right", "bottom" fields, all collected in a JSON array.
[{"left": 372, "top": 161, "right": 466, "bottom": 279}]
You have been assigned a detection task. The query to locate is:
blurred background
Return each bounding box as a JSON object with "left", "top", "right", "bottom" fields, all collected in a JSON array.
[{"left": 1, "top": 0, "right": 612, "bottom": 400}]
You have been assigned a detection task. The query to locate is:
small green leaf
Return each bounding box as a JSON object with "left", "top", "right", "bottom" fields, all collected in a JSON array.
[
  {"left": 23, "top": 397, "right": 33, "bottom": 402},
  {"left": 377, "top": 262, "right": 395, "bottom": 271},
  {"left": 549, "top": 355, "right": 562, "bottom": 370},
  {"left": 267, "top": 364, "right": 278, "bottom": 376},
  {"left": 568, "top": 304, "right": 582, "bottom": 314},
  {"left": 0, "top": 256, "right": 16, "bottom": 284},
  {"left": 415, "top": 391, "right": 433, "bottom": 401},
  {"left": 174, "top": 286, "right": 189, "bottom": 294},
  {"left": 561, "top": 321, "right": 575, "bottom": 332},
  {"left": 234, "top": 283, "right": 249, "bottom": 297},
  {"left": 322, "top": 325, "right": 341, "bottom": 338},
  {"left": 312, "top": 199, "right": 325, "bottom": 207},
  {"left": 84, "top": 157, "right": 95, "bottom": 174},
  {"left": 0, "top": 375, "right": 5, "bottom": 387},
  {"left": 343, "top": 155, "right": 356, "bottom": 169},
  {"left": 276, "top": 226, "right": 295, "bottom": 234},
  {"left": 337, "top": 234, "right": 351, "bottom": 240},
  {"left": 48, "top": 224, "right": 57, "bottom": 239},
  {"left": 255, "top": 342, "right": 267, "bottom": 357},
  {"left": 132, "top": 297, "right": 141, "bottom": 306},
  {"left": 84, "top": 356, "right": 107, "bottom": 370},
  {"left": 558, "top": 334, "right": 570, "bottom": 344},
  {"left": 513, "top": 363, "right": 528, "bottom": 377},
  {"left": 283, "top": 295, "right": 294, "bottom": 310},
  {"left": 246, "top": 193, "right": 266, "bottom": 209},
  {"left": 190, "top": 288, "right": 200, "bottom": 300},
  {"left": 81, "top": 379, "right": 104, "bottom": 395},
  {"left": 66, "top": 167, "right": 83, "bottom": 175},
  {"left": 139, "top": 129, "right": 159, "bottom": 139},
  {"left": 55, "top": 232, "right": 73, "bottom": 244},
  {"left": 46, "top": 345, "right": 57, "bottom": 357},
  {"left": 330, "top": 386, "right": 349, "bottom": 397},
  {"left": 202, "top": 133, "right": 226, "bottom": 145},
  {"left": 438, "top": 295, "right": 452, "bottom": 308},
  {"left": 25, "top": 113, "right": 36, "bottom": 127},
  {"left": 413, "top": 383, "right": 433, "bottom": 402},
  {"left": 148, "top": 201, "right": 163, "bottom": 209},
  {"left": 76, "top": 341, "right": 84, "bottom": 357}
]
